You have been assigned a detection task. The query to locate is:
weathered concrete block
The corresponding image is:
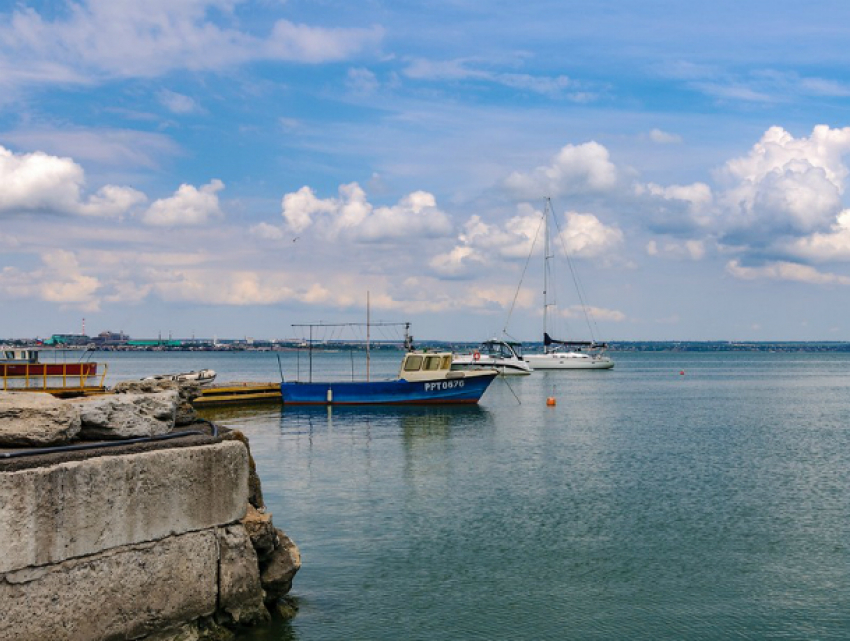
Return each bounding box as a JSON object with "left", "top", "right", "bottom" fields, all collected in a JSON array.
[
  {"left": 0, "top": 391, "right": 81, "bottom": 446},
  {"left": 0, "top": 531, "right": 219, "bottom": 641},
  {"left": 0, "top": 441, "right": 249, "bottom": 574},
  {"left": 217, "top": 524, "right": 269, "bottom": 626},
  {"left": 72, "top": 390, "right": 178, "bottom": 438}
]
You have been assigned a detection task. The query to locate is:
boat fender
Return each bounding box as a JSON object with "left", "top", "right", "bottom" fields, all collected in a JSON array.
[{"left": 473, "top": 351, "right": 481, "bottom": 361}]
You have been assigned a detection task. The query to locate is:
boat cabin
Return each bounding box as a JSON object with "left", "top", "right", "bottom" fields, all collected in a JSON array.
[
  {"left": 1, "top": 349, "right": 40, "bottom": 363},
  {"left": 479, "top": 339, "right": 523, "bottom": 359},
  {"left": 398, "top": 352, "right": 459, "bottom": 382}
]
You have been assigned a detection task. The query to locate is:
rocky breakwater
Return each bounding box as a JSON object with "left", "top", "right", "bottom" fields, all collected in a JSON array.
[{"left": 0, "top": 381, "right": 300, "bottom": 641}]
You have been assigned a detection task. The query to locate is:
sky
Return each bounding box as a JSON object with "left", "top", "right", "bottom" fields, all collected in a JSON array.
[{"left": 2, "top": 0, "right": 850, "bottom": 342}]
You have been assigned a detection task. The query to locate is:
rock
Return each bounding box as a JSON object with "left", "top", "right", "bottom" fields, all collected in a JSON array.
[
  {"left": 0, "top": 391, "right": 81, "bottom": 446},
  {"left": 241, "top": 504, "right": 277, "bottom": 561},
  {"left": 260, "top": 529, "right": 301, "bottom": 603},
  {"left": 113, "top": 379, "right": 201, "bottom": 426},
  {"left": 274, "top": 597, "right": 299, "bottom": 621},
  {"left": 72, "top": 390, "right": 178, "bottom": 439},
  {"left": 217, "top": 524, "right": 270, "bottom": 627}
]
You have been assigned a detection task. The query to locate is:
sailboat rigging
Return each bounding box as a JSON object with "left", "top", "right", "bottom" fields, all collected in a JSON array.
[{"left": 521, "top": 198, "right": 615, "bottom": 370}]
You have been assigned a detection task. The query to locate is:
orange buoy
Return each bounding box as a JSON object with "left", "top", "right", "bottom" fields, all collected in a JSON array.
[{"left": 546, "top": 397, "right": 557, "bottom": 406}]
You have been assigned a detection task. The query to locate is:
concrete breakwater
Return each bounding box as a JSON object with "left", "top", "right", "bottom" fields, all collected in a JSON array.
[{"left": 0, "top": 381, "right": 300, "bottom": 641}]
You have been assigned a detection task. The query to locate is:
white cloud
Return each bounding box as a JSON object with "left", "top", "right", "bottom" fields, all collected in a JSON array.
[
  {"left": 559, "top": 305, "right": 626, "bottom": 322},
  {"left": 0, "top": 250, "right": 101, "bottom": 310},
  {"left": 648, "top": 129, "right": 682, "bottom": 144},
  {"left": 726, "top": 259, "right": 850, "bottom": 286},
  {"left": 784, "top": 209, "right": 850, "bottom": 262},
  {"left": 636, "top": 181, "right": 713, "bottom": 215},
  {"left": 281, "top": 183, "right": 453, "bottom": 242},
  {"left": 158, "top": 89, "right": 200, "bottom": 114},
  {"left": 346, "top": 67, "right": 379, "bottom": 94},
  {"left": 717, "top": 125, "right": 850, "bottom": 235},
  {"left": 428, "top": 246, "right": 486, "bottom": 278},
  {"left": 0, "top": 1, "right": 383, "bottom": 86},
  {"left": 646, "top": 239, "right": 707, "bottom": 261},
  {"left": 0, "top": 145, "right": 146, "bottom": 217},
  {"left": 556, "top": 212, "right": 625, "bottom": 258},
  {"left": 402, "top": 57, "right": 592, "bottom": 100},
  {"left": 503, "top": 141, "right": 618, "bottom": 198},
  {"left": 141, "top": 179, "right": 225, "bottom": 227},
  {"left": 249, "top": 222, "right": 286, "bottom": 240}
]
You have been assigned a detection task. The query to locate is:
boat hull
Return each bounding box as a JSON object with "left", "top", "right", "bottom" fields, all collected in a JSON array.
[
  {"left": 451, "top": 358, "right": 532, "bottom": 376},
  {"left": 281, "top": 373, "right": 497, "bottom": 405},
  {"left": 0, "top": 363, "right": 100, "bottom": 390},
  {"left": 524, "top": 353, "right": 614, "bottom": 370}
]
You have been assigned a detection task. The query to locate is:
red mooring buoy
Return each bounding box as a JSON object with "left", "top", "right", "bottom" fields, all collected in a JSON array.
[{"left": 680, "top": 370, "right": 685, "bottom": 375}]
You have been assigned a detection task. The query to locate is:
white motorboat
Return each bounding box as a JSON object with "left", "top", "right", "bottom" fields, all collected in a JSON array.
[
  {"left": 522, "top": 198, "right": 615, "bottom": 371},
  {"left": 452, "top": 338, "right": 533, "bottom": 376}
]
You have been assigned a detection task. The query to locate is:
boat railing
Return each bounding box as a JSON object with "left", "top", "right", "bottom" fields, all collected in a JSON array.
[{"left": 1, "top": 362, "right": 108, "bottom": 392}]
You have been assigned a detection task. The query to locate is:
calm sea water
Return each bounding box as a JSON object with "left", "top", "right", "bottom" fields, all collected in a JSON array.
[{"left": 105, "top": 350, "right": 850, "bottom": 640}]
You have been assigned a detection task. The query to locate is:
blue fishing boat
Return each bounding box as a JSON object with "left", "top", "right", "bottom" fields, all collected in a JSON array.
[{"left": 281, "top": 351, "right": 497, "bottom": 405}]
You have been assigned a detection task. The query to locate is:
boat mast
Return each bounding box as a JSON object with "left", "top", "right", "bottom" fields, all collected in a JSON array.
[
  {"left": 366, "top": 291, "right": 371, "bottom": 382},
  {"left": 543, "top": 198, "right": 552, "bottom": 350}
]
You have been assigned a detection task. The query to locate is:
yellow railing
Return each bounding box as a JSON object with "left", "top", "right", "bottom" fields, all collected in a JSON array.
[{"left": 1, "top": 363, "right": 108, "bottom": 392}]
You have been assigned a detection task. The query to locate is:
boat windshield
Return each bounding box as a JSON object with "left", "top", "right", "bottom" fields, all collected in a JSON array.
[{"left": 481, "top": 341, "right": 518, "bottom": 359}]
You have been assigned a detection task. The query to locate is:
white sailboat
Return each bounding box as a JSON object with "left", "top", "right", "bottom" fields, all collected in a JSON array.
[{"left": 522, "top": 199, "right": 615, "bottom": 371}]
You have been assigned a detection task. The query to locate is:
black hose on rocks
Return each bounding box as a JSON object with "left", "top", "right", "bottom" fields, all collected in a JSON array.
[{"left": 0, "top": 421, "right": 219, "bottom": 459}]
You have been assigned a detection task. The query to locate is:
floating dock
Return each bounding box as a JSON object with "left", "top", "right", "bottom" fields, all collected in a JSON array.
[{"left": 193, "top": 382, "right": 282, "bottom": 407}]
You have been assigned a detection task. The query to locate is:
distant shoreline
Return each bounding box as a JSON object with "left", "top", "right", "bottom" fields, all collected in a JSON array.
[{"left": 4, "top": 341, "right": 850, "bottom": 353}]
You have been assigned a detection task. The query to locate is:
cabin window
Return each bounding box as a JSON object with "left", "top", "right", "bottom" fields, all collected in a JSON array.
[
  {"left": 403, "top": 355, "right": 423, "bottom": 371},
  {"left": 441, "top": 356, "right": 451, "bottom": 369},
  {"left": 424, "top": 356, "right": 441, "bottom": 371}
]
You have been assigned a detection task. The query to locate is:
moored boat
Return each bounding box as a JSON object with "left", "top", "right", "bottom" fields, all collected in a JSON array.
[
  {"left": 0, "top": 348, "right": 106, "bottom": 393},
  {"left": 281, "top": 351, "right": 497, "bottom": 405},
  {"left": 452, "top": 338, "right": 533, "bottom": 376}
]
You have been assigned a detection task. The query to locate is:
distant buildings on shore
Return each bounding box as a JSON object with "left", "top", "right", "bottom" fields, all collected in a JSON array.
[{"left": 2, "top": 330, "right": 850, "bottom": 352}]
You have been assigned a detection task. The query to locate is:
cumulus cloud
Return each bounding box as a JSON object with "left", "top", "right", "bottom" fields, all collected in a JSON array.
[
  {"left": 0, "top": 1, "right": 383, "bottom": 86},
  {"left": 726, "top": 259, "right": 850, "bottom": 285},
  {"left": 503, "top": 141, "right": 618, "bottom": 199},
  {"left": 432, "top": 203, "right": 623, "bottom": 279},
  {"left": 556, "top": 212, "right": 625, "bottom": 258},
  {"left": 558, "top": 305, "right": 626, "bottom": 322},
  {"left": 281, "top": 183, "right": 453, "bottom": 242},
  {"left": 783, "top": 209, "right": 850, "bottom": 262},
  {"left": 716, "top": 125, "right": 850, "bottom": 236},
  {"left": 0, "top": 145, "right": 146, "bottom": 217},
  {"left": 141, "top": 179, "right": 225, "bottom": 227}
]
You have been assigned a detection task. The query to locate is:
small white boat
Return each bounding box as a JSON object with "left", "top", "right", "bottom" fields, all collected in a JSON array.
[
  {"left": 452, "top": 338, "right": 533, "bottom": 376},
  {"left": 143, "top": 369, "right": 217, "bottom": 385}
]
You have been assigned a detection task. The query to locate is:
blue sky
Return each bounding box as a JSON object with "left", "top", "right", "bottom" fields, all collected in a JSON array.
[{"left": 2, "top": 0, "right": 850, "bottom": 342}]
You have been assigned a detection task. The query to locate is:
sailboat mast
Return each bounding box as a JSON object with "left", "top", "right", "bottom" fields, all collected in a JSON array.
[
  {"left": 543, "top": 198, "right": 551, "bottom": 346},
  {"left": 366, "top": 291, "right": 371, "bottom": 382}
]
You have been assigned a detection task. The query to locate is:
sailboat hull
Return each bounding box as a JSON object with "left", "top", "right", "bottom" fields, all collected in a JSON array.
[{"left": 524, "top": 353, "right": 614, "bottom": 370}]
